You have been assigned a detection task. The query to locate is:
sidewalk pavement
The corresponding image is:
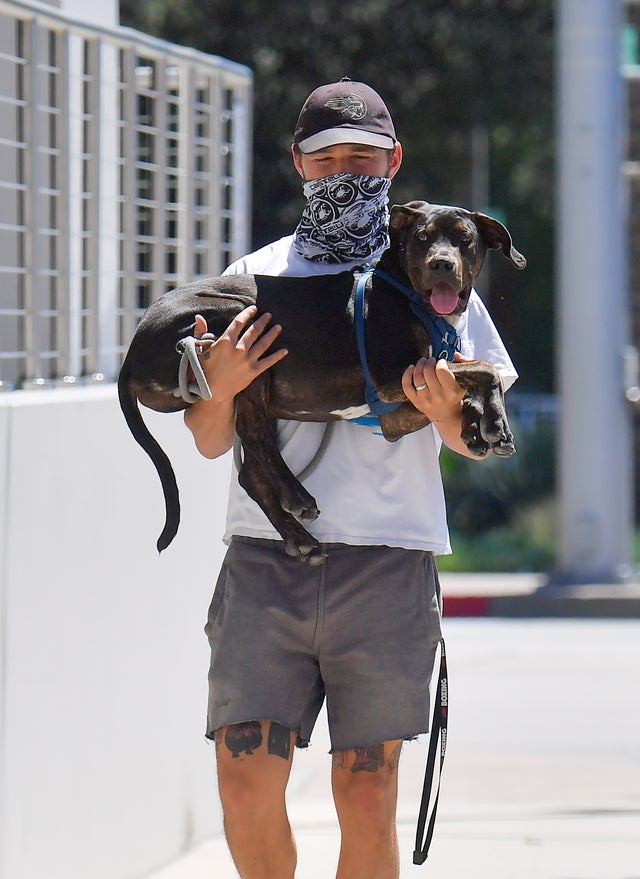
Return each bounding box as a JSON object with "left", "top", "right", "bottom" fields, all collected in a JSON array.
[
  {"left": 143, "top": 574, "right": 640, "bottom": 879},
  {"left": 146, "top": 799, "right": 640, "bottom": 879}
]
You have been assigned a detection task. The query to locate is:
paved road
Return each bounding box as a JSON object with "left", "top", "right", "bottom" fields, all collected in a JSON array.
[{"left": 149, "top": 618, "right": 640, "bottom": 879}]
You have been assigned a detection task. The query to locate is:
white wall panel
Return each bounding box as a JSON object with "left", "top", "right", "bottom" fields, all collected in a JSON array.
[{"left": 0, "top": 386, "right": 232, "bottom": 878}]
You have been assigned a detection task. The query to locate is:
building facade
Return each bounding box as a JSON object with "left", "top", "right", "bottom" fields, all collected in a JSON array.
[{"left": 0, "top": 0, "right": 252, "bottom": 389}]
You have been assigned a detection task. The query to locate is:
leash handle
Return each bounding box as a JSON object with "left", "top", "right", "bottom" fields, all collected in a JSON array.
[
  {"left": 232, "top": 422, "right": 335, "bottom": 482},
  {"left": 413, "top": 638, "right": 448, "bottom": 865},
  {"left": 173, "top": 334, "right": 216, "bottom": 403}
]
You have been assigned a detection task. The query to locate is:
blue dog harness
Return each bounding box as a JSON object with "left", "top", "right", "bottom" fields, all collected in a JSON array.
[{"left": 353, "top": 268, "right": 460, "bottom": 422}]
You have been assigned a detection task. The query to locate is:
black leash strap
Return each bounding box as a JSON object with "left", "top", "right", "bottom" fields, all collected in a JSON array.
[{"left": 413, "top": 638, "right": 448, "bottom": 865}]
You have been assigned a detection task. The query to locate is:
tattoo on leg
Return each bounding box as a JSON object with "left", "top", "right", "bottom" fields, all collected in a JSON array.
[
  {"left": 224, "top": 721, "right": 263, "bottom": 758},
  {"left": 267, "top": 722, "right": 292, "bottom": 760},
  {"left": 332, "top": 750, "right": 349, "bottom": 771},
  {"left": 351, "top": 743, "right": 385, "bottom": 773},
  {"left": 387, "top": 741, "right": 403, "bottom": 772}
]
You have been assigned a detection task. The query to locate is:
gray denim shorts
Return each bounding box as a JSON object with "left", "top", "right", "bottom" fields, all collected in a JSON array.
[{"left": 205, "top": 537, "right": 443, "bottom": 752}]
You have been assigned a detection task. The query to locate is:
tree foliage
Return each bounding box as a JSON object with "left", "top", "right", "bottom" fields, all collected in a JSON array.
[{"left": 120, "top": 0, "right": 555, "bottom": 390}]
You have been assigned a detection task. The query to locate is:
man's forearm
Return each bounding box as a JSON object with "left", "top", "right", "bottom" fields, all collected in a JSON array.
[{"left": 184, "top": 396, "right": 236, "bottom": 459}]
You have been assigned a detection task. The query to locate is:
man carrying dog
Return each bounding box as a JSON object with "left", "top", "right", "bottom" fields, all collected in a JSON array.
[{"left": 185, "top": 78, "right": 517, "bottom": 879}]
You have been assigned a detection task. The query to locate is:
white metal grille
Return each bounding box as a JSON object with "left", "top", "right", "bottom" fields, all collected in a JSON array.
[{"left": 0, "top": 0, "right": 252, "bottom": 388}]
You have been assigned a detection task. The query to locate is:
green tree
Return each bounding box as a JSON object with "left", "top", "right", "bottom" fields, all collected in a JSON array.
[{"left": 120, "top": 0, "right": 554, "bottom": 391}]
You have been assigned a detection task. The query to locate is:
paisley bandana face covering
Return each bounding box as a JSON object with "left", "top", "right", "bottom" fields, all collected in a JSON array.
[{"left": 293, "top": 173, "right": 392, "bottom": 264}]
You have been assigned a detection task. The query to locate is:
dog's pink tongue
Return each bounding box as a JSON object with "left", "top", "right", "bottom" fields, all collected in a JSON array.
[{"left": 430, "top": 283, "right": 459, "bottom": 315}]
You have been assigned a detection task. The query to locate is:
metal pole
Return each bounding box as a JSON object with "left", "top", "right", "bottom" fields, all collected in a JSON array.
[{"left": 555, "top": 0, "right": 635, "bottom": 583}]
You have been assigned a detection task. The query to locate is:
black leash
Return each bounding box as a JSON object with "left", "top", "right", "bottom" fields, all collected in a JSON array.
[{"left": 413, "top": 638, "right": 449, "bottom": 865}]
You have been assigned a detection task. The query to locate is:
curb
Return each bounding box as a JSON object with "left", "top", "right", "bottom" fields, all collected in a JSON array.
[
  {"left": 443, "top": 590, "right": 640, "bottom": 619},
  {"left": 442, "top": 595, "right": 491, "bottom": 617}
]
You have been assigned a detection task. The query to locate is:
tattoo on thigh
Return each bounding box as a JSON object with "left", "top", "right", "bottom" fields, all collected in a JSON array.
[
  {"left": 332, "top": 750, "right": 349, "bottom": 770},
  {"left": 387, "top": 741, "right": 402, "bottom": 772},
  {"left": 223, "top": 721, "right": 263, "bottom": 757},
  {"left": 267, "top": 722, "right": 292, "bottom": 760},
  {"left": 351, "top": 744, "right": 386, "bottom": 773}
]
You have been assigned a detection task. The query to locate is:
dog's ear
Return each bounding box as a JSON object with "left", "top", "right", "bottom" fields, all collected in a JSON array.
[
  {"left": 472, "top": 212, "right": 527, "bottom": 269},
  {"left": 390, "top": 202, "right": 430, "bottom": 231}
]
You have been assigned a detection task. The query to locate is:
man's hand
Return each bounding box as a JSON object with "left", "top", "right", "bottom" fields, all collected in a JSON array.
[
  {"left": 194, "top": 306, "right": 288, "bottom": 403},
  {"left": 185, "top": 307, "right": 288, "bottom": 460},
  {"left": 401, "top": 356, "right": 465, "bottom": 425},
  {"left": 402, "top": 353, "right": 490, "bottom": 459}
]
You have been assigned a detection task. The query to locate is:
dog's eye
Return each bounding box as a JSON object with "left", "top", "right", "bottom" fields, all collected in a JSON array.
[
  {"left": 459, "top": 234, "right": 473, "bottom": 246},
  {"left": 416, "top": 229, "right": 428, "bottom": 242}
]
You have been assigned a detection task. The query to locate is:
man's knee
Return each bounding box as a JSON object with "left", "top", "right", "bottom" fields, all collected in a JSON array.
[
  {"left": 332, "top": 742, "right": 402, "bottom": 828},
  {"left": 215, "top": 721, "right": 296, "bottom": 813}
]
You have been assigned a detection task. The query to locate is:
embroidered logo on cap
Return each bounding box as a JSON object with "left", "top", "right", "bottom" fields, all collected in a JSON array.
[{"left": 325, "top": 94, "right": 367, "bottom": 120}]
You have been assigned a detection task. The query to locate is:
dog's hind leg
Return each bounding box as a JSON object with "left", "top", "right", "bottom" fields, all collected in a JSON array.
[
  {"left": 235, "top": 386, "right": 326, "bottom": 564},
  {"left": 238, "top": 445, "right": 326, "bottom": 564}
]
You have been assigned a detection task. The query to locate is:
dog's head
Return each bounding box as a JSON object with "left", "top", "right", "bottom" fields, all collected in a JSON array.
[{"left": 388, "top": 201, "right": 526, "bottom": 317}]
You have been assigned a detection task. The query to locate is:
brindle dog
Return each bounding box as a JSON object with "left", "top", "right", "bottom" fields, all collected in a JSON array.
[{"left": 118, "top": 201, "right": 526, "bottom": 563}]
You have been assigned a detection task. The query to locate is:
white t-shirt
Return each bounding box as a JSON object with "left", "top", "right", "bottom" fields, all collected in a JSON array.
[{"left": 222, "top": 234, "right": 517, "bottom": 553}]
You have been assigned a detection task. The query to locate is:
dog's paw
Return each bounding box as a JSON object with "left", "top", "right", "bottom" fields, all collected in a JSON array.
[
  {"left": 479, "top": 404, "right": 516, "bottom": 456},
  {"left": 284, "top": 528, "right": 327, "bottom": 565},
  {"left": 460, "top": 399, "right": 490, "bottom": 456},
  {"left": 463, "top": 433, "right": 491, "bottom": 457},
  {"left": 281, "top": 483, "right": 320, "bottom": 522},
  {"left": 299, "top": 505, "right": 320, "bottom": 522},
  {"left": 491, "top": 437, "right": 516, "bottom": 457},
  {"left": 479, "top": 421, "right": 515, "bottom": 455},
  {"left": 462, "top": 394, "right": 516, "bottom": 458},
  {"left": 303, "top": 548, "right": 328, "bottom": 566},
  {"left": 282, "top": 498, "right": 320, "bottom": 522}
]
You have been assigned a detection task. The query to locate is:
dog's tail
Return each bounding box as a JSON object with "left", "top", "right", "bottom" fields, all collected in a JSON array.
[{"left": 117, "top": 361, "right": 180, "bottom": 553}]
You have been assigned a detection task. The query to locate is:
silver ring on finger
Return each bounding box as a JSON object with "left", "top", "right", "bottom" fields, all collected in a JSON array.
[{"left": 414, "top": 382, "right": 427, "bottom": 391}]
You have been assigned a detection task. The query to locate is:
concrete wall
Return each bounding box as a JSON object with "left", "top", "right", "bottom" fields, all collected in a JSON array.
[{"left": 0, "top": 386, "right": 232, "bottom": 879}]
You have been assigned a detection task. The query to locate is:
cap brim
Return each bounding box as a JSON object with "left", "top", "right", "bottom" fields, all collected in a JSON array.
[{"left": 296, "top": 128, "right": 396, "bottom": 154}]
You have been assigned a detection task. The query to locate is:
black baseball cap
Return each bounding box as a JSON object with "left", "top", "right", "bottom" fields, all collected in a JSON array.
[{"left": 293, "top": 77, "right": 397, "bottom": 154}]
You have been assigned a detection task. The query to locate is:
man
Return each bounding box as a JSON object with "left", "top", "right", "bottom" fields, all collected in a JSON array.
[{"left": 185, "top": 79, "right": 517, "bottom": 879}]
